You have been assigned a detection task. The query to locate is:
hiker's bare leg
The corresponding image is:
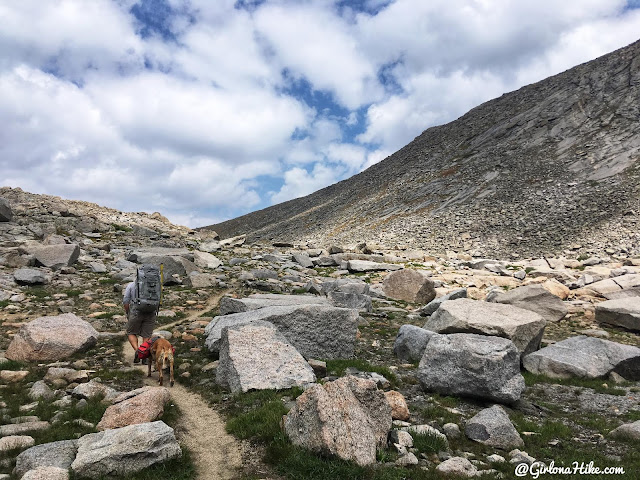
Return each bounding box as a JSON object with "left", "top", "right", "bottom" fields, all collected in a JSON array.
[{"left": 128, "top": 334, "right": 139, "bottom": 351}]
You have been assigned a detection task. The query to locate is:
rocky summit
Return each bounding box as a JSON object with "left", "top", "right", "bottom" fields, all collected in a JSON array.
[{"left": 205, "top": 40, "right": 640, "bottom": 258}]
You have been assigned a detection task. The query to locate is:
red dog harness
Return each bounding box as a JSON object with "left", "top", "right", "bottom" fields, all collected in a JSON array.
[{"left": 136, "top": 336, "right": 175, "bottom": 360}]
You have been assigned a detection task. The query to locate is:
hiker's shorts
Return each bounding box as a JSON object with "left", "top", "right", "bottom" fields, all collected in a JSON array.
[{"left": 126, "top": 304, "right": 156, "bottom": 338}]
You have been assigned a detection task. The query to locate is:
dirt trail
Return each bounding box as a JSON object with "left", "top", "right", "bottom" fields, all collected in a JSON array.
[{"left": 122, "top": 290, "right": 242, "bottom": 480}]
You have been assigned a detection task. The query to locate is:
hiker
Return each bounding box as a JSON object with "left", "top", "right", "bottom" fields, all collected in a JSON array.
[{"left": 123, "top": 264, "right": 162, "bottom": 363}]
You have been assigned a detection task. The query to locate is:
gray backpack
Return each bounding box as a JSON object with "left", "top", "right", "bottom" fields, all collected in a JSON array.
[{"left": 134, "top": 264, "right": 162, "bottom": 313}]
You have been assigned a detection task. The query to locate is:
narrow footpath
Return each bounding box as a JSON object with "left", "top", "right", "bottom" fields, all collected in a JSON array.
[{"left": 121, "top": 290, "right": 242, "bottom": 480}]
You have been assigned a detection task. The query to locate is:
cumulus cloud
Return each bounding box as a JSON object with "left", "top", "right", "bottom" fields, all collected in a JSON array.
[
  {"left": 355, "top": 0, "right": 640, "bottom": 152},
  {"left": 254, "top": 2, "right": 384, "bottom": 109},
  {"left": 0, "top": 0, "right": 144, "bottom": 79},
  {"left": 85, "top": 71, "right": 311, "bottom": 161},
  {"left": 0, "top": 0, "right": 639, "bottom": 227},
  {"left": 271, "top": 163, "right": 343, "bottom": 204}
]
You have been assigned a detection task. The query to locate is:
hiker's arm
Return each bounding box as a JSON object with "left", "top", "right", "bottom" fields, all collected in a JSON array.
[{"left": 123, "top": 283, "right": 133, "bottom": 315}]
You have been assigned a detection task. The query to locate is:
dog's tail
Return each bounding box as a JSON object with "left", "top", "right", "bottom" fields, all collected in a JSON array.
[{"left": 162, "top": 350, "right": 174, "bottom": 370}]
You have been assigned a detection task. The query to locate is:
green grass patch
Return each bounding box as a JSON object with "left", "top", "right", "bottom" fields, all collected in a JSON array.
[
  {"left": 98, "top": 276, "right": 120, "bottom": 284},
  {"left": 266, "top": 433, "right": 434, "bottom": 480},
  {"left": 421, "top": 404, "right": 461, "bottom": 425},
  {"left": 225, "top": 388, "right": 302, "bottom": 417},
  {"left": 0, "top": 359, "right": 28, "bottom": 371},
  {"left": 27, "top": 397, "right": 108, "bottom": 446},
  {"left": 219, "top": 387, "right": 441, "bottom": 479},
  {"left": 226, "top": 400, "right": 288, "bottom": 440},
  {"left": 63, "top": 289, "right": 84, "bottom": 297},
  {"left": 574, "top": 415, "right": 620, "bottom": 435},
  {"left": 26, "top": 286, "right": 51, "bottom": 299},
  {"left": 94, "top": 311, "right": 117, "bottom": 319},
  {"left": 412, "top": 431, "right": 448, "bottom": 454},
  {"left": 429, "top": 394, "right": 460, "bottom": 409},
  {"left": 623, "top": 410, "right": 640, "bottom": 422},
  {"left": 0, "top": 299, "right": 10, "bottom": 308},
  {"left": 325, "top": 359, "right": 398, "bottom": 388},
  {"left": 512, "top": 416, "right": 574, "bottom": 449},
  {"left": 314, "top": 267, "right": 337, "bottom": 276},
  {"left": 523, "top": 371, "right": 628, "bottom": 395},
  {"left": 112, "top": 223, "right": 133, "bottom": 232}
]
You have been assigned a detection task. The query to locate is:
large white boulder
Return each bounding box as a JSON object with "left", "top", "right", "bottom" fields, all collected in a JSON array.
[
  {"left": 424, "top": 298, "right": 546, "bottom": 355},
  {"left": 489, "top": 285, "right": 568, "bottom": 323},
  {"left": 219, "top": 294, "right": 329, "bottom": 315},
  {"left": 205, "top": 305, "right": 358, "bottom": 359},
  {"left": 216, "top": 324, "right": 315, "bottom": 393},
  {"left": 595, "top": 297, "right": 640, "bottom": 332},
  {"left": 6, "top": 314, "right": 98, "bottom": 362},
  {"left": 417, "top": 333, "right": 525, "bottom": 404},
  {"left": 31, "top": 244, "right": 80, "bottom": 268},
  {"left": 71, "top": 421, "right": 181, "bottom": 478},
  {"left": 522, "top": 336, "right": 640, "bottom": 380}
]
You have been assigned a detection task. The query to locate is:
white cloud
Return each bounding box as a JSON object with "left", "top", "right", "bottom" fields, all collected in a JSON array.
[
  {"left": 1, "top": 0, "right": 639, "bottom": 228},
  {"left": 355, "top": 0, "right": 640, "bottom": 152},
  {"left": 0, "top": 0, "right": 143, "bottom": 78},
  {"left": 358, "top": 69, "right": 508, "bottom": 149},
  {"left": 325, "top": 143, "right": 367, "bottom": 171},
  {"left": 85, "top": 71, "right": 311, "bottom": 161},
  {"left": 173, "top": 13, "right": 279, "bottom": 90},
  {"left": 254, "top": 3, "right": 383, "bottom": 109},
  {"left": 270, "top": 163, "right": 343, "bottom": 204}
]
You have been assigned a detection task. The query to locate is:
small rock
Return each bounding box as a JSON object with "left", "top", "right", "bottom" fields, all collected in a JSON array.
[
  {"left": 14, "top": 268, "right": 47, "bottom": 285},
  {"left": 0, "top": 370, "right": 29, "bottom": 382},
  {"left": 388, "top": 430, "right": 413, "bottom": 448},
  {"left": 509, "top": 449, "right": 536, "bottom": 465},
  {"left": 13, "top": 439, "right": 77, "bottom": 478},
  {"left": 384, "top": 391, "right": 410, "bottom": 421},
  {"left": 435, "top": 457, "right": 478, "bottom": 477},
  {"left": 395, "top": 452, "right": 419, "bottom": 466},
  {"left": 486, "top": 454, "right": 506, "bottom": 463},
  {"left": 465, "top": 405, "right": 524, "bottom": 449},
  {"left": 443, "top": 423, "right": 461, "bottom": 439},
  {"left": 29, "top": 381, "right": 55, "bottom": 400},
  {"left": 0, "top": 435, "right": 35, "bottom": 453},
  {"left": 609, "top": 420, "right": 640, "bottom": 440},
  {"left": 0, "top": 421, "right": 51, "bottom": 437},
  {"left": 307, "top": 359, "right": 327, "bottom": 378}
]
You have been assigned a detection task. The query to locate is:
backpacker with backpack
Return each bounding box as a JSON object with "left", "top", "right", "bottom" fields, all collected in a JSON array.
[{"left": 134, "top": 264, "right": 162, "bottom": 313}]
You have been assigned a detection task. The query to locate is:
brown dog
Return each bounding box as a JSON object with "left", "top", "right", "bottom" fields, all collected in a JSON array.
[{"left": 148, "top": 337, "right": 175, "bottom": 387}]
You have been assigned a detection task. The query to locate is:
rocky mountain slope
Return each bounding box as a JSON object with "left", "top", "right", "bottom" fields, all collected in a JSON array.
[
  {"left": 2, "top": 187, "right": 640, "bottom": 478},
  {"left": 206, "top": 39, "right": 640, "bottom": 258}
]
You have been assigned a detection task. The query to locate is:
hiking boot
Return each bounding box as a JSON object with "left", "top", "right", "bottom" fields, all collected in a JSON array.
[
  {"left": 133, "top": 351, "right": 141, "bottom": 364},
  {"left": 141, "top": 358, "right": 148, "bottom": 365}
]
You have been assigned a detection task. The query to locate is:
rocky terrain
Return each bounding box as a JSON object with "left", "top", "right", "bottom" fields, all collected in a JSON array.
[
  {"left": 206, "top": 39, "right": 640, "bottom": 258},
  {"left": 1, "top": 188, "right": 640, "bottom": 479}
]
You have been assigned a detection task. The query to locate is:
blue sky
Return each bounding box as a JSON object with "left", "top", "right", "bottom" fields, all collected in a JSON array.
[{"left": 1, "top": 0, "right": 639, "bottom": 227}]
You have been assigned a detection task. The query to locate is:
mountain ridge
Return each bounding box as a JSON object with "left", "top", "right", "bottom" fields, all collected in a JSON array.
[{"left": 204, "top": 39, "right": 640, "bottom": 257}]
